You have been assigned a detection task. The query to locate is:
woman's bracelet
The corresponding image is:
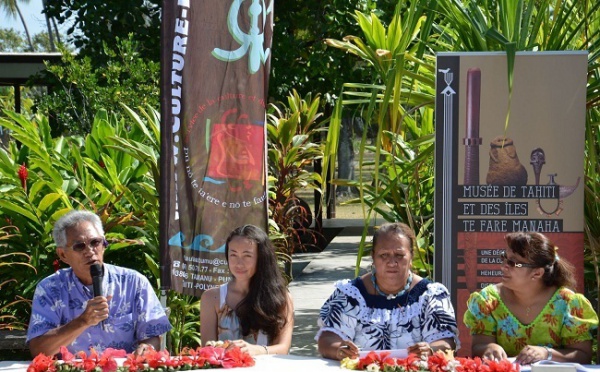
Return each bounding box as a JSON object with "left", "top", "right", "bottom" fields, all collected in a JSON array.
[
  {"left": 262, "top": 345, "right": 269, "bottom": 355},
  {"left": 544, "top": 346, "right": 553, "bottom": 361}
]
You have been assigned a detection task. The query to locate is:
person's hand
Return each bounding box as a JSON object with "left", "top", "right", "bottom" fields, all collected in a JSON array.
[
  {"left": 337, "top": 340, "right": 359, "bottom": 360},
  {"left": 229, "top": 339, "right": 263, "bottom": 356},
  {"left": 481, "top": 344, "right": 508, "bottom": 361},
  {"left": 515, "top": 345, "right": 548, "bottom": 365},
  {"left": 134, "top": 343, "right": 155, "bottom": 356},
  {"left": 408, "top": 342, "right": 434, "bottom": 359},
  {"left": 81, "top": 296, "right": 110, "bottom": 326}
]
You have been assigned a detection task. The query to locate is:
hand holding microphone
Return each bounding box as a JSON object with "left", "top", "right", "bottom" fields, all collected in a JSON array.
[{"left": 89, "top": 264, "right": 108, "bottom": 330}]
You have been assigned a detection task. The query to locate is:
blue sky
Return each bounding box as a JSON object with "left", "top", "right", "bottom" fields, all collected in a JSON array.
[{"left": 2, "top": 0, "right": 50, "bottom": 36}]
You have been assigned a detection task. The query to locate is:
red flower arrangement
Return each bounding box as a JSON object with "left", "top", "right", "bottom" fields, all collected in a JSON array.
[
  {"left": 341, "top": 351, "right": 520, "bottom": 372},
  {"left": 28, "top": 345, "right": 255, "bottom": 372}
]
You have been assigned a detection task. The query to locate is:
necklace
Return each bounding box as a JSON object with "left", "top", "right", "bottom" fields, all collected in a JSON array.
[{"left": 371, "top": 271, "right": 413, "bottom": 300}]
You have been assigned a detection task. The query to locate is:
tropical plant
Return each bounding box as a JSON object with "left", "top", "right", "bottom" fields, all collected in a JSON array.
[
  {"left": 0, "top": 107, "right": 202, "bottom": 351},
  {"left": 266, "top": 90, "right": 327, "bottom": 259},
  {"left": 324, "top": 2, "right": 439, "bottom": 276},
  {"left": 0, "top": 227, "right": 36, "bottom": 331},
  {"left": 35, "top": 35, "right": 160, "bottom": 136},
  {"left": 166, "top": 294, "right": 202, "bottom": 354}
]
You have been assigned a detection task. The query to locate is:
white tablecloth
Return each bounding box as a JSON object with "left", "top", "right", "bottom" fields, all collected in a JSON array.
[{"left": 0, "top": 354, "right": 341, "bottom": 372}]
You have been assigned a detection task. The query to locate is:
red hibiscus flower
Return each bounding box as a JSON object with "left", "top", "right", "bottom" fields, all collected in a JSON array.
[
  {"left": 123, "top": 353, "right": 145, "bottom": 372},
  {"left": 456, "top": 356, "right": 488, "bottom": 372},
  {"left": 484, "top": 358, "right": 520, "bottom": 372},
  {"left": 223, "top": 347, "right": 256, "bottom": 368},
  {"left": 427, "top": 351, "right": 450, "bottom": 372},
  {"left": 357, "top": 351, "right": 390, "bottom": 370},
  {"left": 59, "top": 346, "right": 75, "bottom": 362},
  {"left": 102, "top": 348, "right": 127, "bottom": 359},
  {"left": 27, "top": 354, "right": 56, "bottom": 372},
  {"left": 400, "top": 354, "right": 424, "bottom": 371}
]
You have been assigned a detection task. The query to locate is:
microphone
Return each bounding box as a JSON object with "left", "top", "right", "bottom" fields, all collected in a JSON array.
[{"left": 90, "top": 264, "right": 106, "bottom": 330}]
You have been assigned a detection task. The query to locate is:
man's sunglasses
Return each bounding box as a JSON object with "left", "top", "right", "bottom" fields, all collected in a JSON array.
[
  {"left": 69, "top": 238, "right": 106, "bottom": 253},
  {"left": 500, "top": 251, "right": 538, "bottom": 268}
]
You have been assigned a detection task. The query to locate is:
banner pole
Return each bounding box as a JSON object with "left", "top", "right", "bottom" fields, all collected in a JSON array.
[
  {"left": 159, "top": 0, "right": 173, "bottom": 352},
  {"left": 160, "top": 289, "right": 168, "bottom": 351}
]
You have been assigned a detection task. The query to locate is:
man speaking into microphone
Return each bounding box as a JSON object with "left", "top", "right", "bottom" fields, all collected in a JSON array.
[{"left": 26, "top": 210, "right": 172, "bottom": 357}]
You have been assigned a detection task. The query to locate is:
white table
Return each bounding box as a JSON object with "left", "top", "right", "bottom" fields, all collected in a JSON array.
[{"left": 0, "top": 354, "right": 341, "bottom": 372}]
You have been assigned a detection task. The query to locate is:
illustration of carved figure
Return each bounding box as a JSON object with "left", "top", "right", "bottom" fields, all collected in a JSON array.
[
  {"left": 530, "top": 148, "right": 546, "bottom": 185},
  {"left": 485, "top": 136, "right": 528, "bottom": 185}
]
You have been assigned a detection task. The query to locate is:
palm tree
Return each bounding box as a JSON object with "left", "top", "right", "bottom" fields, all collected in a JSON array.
[
  {"left": 0, "top": 0, "right": 34, "bottom": 51},
  {"left": 41, "top": 0, "right": 59, "bottom": 51}
]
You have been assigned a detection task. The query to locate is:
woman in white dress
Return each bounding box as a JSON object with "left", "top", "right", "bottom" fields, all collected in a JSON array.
[{"left": 200, "top": 225, "right": 294, "bottom": 355}]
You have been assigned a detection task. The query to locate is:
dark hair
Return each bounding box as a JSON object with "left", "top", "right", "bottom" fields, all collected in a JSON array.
[
  {"left": 504, "top": 231, "right": 576, "bottom": 289},
  {"left": 372, "top": 222, "right": 416, "bottom": 256},
  {"left": 225, "top": 225, "right": 289, "bottom": 342}
]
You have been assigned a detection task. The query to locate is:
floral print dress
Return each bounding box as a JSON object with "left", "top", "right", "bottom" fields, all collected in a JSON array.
[
  {"left": 464, "top": 284, "right": 598, "bottom": 356},
  {"left": 315, "top": 277, "right": 459, "bottom": 351}
]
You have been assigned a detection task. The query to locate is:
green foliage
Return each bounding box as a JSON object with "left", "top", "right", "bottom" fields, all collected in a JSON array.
[
  {"left": 43, "top": 0, "right": 161, "bottom": 64},
  {"left": 0, "top": 239, "right": 35, "bottom": 331},
  {"left": 0, "top": 27, "right": 26, "bottom": 52},
  {"left": 167, "top": 294, "right": 201, "bottom": 354},
  {"left": 35, "top": 35, "right": 160, "bottom": 136},
  {"left": 0, "top": 106, "right": 201, "bottom": 349},
  {"left": 266, "top": 90, "right": 327, "bottom": 255},
  {"left": 0, "top": 27, "right": 58, "bottom": 52},
  {"left": 325, "top": 2, "right": 438, "bottom": 276}
]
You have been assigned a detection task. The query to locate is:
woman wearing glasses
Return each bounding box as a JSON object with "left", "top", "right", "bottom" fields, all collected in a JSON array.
[
  {"left": 464, "top": 231, "right": 598, "bottom": 364},
  {"left": 316, "top": 222, "right": 459, "bottom": 360}
]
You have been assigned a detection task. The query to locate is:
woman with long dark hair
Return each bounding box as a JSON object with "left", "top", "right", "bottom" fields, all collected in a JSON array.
[{"left": 200, "top": 225, "right": 294, "bottom": 355}]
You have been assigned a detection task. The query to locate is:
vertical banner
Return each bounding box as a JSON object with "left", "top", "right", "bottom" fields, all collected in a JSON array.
[
  {"left": 434, "top": 52, "right": 587, "bottom": 355},
  {"left": 160, "top": 0, "right": 273, "bottom": 296}
]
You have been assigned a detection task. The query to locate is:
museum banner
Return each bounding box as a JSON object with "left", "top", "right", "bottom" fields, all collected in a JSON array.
[
  {"left": 434, "top": 52, "right": 587, "bottom": 355},
  {"left": 160, "top": 0, "right": 272, "bottom": 296}
]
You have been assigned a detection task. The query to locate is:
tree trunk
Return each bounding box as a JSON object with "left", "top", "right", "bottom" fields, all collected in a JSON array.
[
  {"left": 42, "top": 0, "right": 56, "bottom": 51},
  {"left": 15, "top": 3, "right": 34, "bottom": 51},
  {"left": 337, "top": 117, "right": 362, "bottom": 198}
]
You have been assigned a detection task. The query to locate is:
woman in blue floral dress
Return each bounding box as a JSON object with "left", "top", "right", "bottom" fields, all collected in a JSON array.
[{"left": 315, "top": 222, "right": 459, "bottom": 360}]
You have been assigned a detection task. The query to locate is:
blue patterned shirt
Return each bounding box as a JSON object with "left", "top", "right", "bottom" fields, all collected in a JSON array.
[
  {"left": 316, "top": 278, "right": 459, "bottom": 351},
  {"left": 27, "top": 264, "right": 172, "bottom": 354}
]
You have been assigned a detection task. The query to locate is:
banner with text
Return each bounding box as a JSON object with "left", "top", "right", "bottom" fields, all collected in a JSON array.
[
  {"left": 434, "top": 52, "right": 586, "bottom": 355},
  {"left": 160, "top": 0, "right": 272, "bottom": 296}
]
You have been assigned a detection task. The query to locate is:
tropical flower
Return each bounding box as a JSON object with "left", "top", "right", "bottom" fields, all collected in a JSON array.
[
  {"left": 29, "top": 345, "right": 255, "bottom": 372},
  {"left": 18, "top": 163, "right": 28, "bottom": 190},
  {"left": 342, "top": 351, "right": 520, "bottom": 372}
]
